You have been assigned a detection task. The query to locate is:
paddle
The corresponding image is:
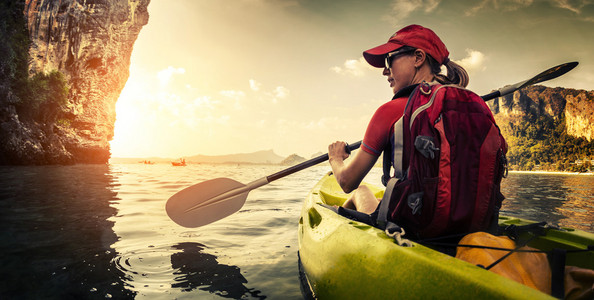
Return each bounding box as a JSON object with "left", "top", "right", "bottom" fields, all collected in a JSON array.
[
  {"left": 481, "top": 61, "right": 578, "bottom": 101},
  {"left": 166, "top": 141, "right": 362, "bottom": 227},
  {"left": 166, "top": 61, "right": 578, "bottom": 228}
]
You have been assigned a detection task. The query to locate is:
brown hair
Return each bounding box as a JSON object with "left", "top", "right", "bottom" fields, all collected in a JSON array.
[
  {"left": 395, "top": 46, "right": 469, "bottom": 88},
  {"left": 427, "top": 55, "right": 469, "bottom": 88}
]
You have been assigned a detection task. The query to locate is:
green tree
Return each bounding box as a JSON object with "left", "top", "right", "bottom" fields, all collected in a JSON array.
[
  {"left": 15, "top": 70, "right": 69, "bottom": 122},
  {"left": 499, "top": 108, "right": 594, "bottom": 172},
  {"left": 1, "top": 0, "right": 30, "bottom": 94}
]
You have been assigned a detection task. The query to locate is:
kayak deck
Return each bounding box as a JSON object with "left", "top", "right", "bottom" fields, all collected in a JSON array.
[{"left": 297, "top": 173, "right": 593, "bottom": 299}]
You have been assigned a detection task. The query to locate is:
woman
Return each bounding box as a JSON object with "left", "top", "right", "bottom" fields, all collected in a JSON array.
[{"left": 328, "top": 24, "right": 469, "bottom": 214}]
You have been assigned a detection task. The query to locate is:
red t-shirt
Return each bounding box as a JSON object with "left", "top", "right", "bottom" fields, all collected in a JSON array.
[{"left": 361, "top": 85, "right": 416, "bottom": 156}]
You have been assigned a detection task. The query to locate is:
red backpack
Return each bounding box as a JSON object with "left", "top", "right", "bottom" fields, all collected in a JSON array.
[{"left": 377, "top": 82, "right": 507, "bottom": 239}]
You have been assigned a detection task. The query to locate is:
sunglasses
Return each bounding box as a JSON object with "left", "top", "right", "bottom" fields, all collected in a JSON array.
[{"left": 385, "top": 48, "right": 415, "bottom": 69}]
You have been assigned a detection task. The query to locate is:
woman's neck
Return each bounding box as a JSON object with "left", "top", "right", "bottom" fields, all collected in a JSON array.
[{"left": 411, "top": 64, "right": 435, "bottom": 85}]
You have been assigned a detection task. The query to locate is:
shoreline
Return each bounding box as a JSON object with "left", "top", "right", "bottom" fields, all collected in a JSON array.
[{"left": 509, "top": 170, "right": 594, "bottom": 176}]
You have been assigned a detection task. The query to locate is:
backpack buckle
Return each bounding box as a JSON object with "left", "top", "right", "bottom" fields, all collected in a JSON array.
[
  {"left": 419, "top": 82, "right": 432, "bottom": 95},
  {"left": 414, "top": 136, "right": 439, "bottom": 159},
  {"left": 407, "top": 192, "right": 424, "bottom": 215}
]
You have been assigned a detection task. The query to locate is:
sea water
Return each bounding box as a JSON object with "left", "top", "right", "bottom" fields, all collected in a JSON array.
[{"left": 0, "top": 164, "right": 592, "bottom": 299}]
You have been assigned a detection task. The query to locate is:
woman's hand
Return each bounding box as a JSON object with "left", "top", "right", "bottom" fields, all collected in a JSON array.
[
  {"left": 328, "top": 141, "right": 349, "bottom": 162},
  {"left": 328, "top": 141, "right": 379, "bottom": 193}
]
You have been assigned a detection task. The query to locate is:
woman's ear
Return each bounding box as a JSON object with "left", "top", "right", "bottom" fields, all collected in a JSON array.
[{"left": 414, "top": 49, "right": 427, "bottom": 68}]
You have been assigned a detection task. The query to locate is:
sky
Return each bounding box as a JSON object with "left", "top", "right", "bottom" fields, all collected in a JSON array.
[{"left": 109, "top": 0, "right": 594, "bottom": 159}]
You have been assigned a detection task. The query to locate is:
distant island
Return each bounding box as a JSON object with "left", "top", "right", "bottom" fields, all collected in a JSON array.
[{"left": 110, "top": 150, "right": 311, "bottom": 165}]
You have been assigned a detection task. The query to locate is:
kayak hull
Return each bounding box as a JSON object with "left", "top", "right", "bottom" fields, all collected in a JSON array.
[{"left": 297, "top": 173, "right": 593, "bottom": 299}]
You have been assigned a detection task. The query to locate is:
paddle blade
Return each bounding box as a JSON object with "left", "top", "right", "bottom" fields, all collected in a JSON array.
[
  {"left": 496, "top": 61, "right": 578, "bottom": 98},
  {"left": 166, "top": 178, "right": 249, "bottom": 228},
  {"left": 522, "top": 61, "right": 578, "bottom": 88}
]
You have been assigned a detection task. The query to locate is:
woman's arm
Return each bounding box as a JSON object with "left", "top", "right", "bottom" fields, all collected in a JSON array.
[{"left": 328, "top": 141, "right": 379, "bottom": 193}]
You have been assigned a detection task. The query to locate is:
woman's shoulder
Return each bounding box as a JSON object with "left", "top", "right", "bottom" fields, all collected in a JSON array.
[
  {"left": 377, "top": 96, "right": 407, "bottom": 111},
  {"left": 371, "top": 97, "right": 407, "bottom": 123},
  {"left": 375, "top": 83, "right": 418, "bottom": 112}
]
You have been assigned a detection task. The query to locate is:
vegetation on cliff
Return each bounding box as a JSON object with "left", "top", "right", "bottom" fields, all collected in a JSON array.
[
  {"left": 498, "top": 113, "right": 594, "bottom": 172},
  {"left": 1, "top": 1, "right": 69, "bottom": 124},
  {"left": 0, "top": 1, "right": 29, "bottom": 97},
  {"left": 14, "top": 70, "right": 69, "bottom": 123}
]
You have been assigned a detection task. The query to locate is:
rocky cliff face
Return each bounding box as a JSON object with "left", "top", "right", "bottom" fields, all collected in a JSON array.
[
  {"left": 0, "top": 0, "right": 149, "bottom": 164},
  {"left": 489, "top": 85, "right": 594, "bottom": 141}
]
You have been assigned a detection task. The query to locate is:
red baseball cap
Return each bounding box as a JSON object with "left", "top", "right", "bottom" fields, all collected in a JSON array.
[{"left": 363, "top": 24, "right": 450, "bottom": 68}]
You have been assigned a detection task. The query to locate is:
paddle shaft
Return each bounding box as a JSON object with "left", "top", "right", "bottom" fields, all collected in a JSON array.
[
  {"left": 180, "top": 141, "right": 363, "bottom": 214},
  {"left": 267, "top": 141, "right": 362, "bottom": 182},
  {"left": 481, "top": 83, "right": 525, "bottom": 101}
]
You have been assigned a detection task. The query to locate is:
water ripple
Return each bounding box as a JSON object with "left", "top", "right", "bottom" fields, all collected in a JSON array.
[{"left": 112, "top": 245, "right": 177, "bottom": 280}]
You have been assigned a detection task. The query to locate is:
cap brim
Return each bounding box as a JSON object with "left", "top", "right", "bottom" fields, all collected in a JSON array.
[{"left": 363, "top": 41, "right": 403, "bottom": 68}]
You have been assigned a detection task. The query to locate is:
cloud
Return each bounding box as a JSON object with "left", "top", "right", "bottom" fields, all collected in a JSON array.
[
  {"left": 304, "top": 117, "right": 340, "bottom": 130},
  {"left": 160, "top": 95, "right": 229, "bottom": 129},
  {"left": 464, "top": 0, "right": 594, "bottom": 21},
  {"left": 193, "top": 95, "right": 219, "bottom": 110},
  {"left": 465, "top": 0, "right": 534, "bottom": 16},
  {"left": 331, "top": 57, "right": 375, "bottom": 77},
  {"left": 551, "top": 0, "right": 594, "bottom": 21},
  {"left": 454, "top": 49, "right": 487, "bottom": 74},
  {"left": 465, "top": 0, "right": 488, "bottom": 15},
  {"left": 239, "top": 0, "right": 300, "bottom": 8},
  {"left": 249, "top": 79, "right": 262, "bottom": 91},
  {"left": 384, "top": 0, "right": 441, "bottom": 23},
  {"left": 220, "top": 90, "right": 246, "bottom": 110},
  {"left": 269, "top": 86, "right": 290, "bottom": 104},
  {"left": 220, "top": 90, "right": 246, "bottom": 100},
  {"left": 157, "top": 66, "right": 185, "bottom": 86},
  {"left": 248, "top": 79, "right": 290, "bottom": 104},
  {"left": 551, "top": 0, "right": 587, "bottom": 13},
  {"left": 273, "top": 86, "right": 289, "bottom": 99}
]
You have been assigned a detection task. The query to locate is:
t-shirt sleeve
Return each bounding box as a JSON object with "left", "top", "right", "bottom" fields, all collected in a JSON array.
[{"left": 361, "top": 99, "right": 406, "bottom": 156}]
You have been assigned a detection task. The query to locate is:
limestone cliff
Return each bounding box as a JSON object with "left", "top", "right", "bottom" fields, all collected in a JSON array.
[
  {"left": 487, "top": 85, "right": 594, "bottom": 171},
  {"left": 489, "top": 85, "right": 594, "bottom": 142},
  {"left": 0, "top": 0, "right": 149, "bottom": 164}
]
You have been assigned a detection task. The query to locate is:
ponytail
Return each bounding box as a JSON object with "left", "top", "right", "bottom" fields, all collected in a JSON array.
[{"left": 427, "top": 55, "right": 469, "bottom": 88}]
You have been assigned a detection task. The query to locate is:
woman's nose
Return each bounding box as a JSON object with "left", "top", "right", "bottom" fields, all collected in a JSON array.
[{"left": 383, "top": 67, "right": 390, "bottom": 76}]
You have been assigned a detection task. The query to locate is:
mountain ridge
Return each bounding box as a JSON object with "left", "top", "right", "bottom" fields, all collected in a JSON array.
[{"left": 110, "top": 149, "right": 288, "bottom": 165}]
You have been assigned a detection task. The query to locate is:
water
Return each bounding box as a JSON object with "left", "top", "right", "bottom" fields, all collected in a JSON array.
[
  {"left": 0, "top": 165, "right": 592, "bottom": 299},
  {"left": 499, "top": 172, "right": 594, "bottom": 232}
]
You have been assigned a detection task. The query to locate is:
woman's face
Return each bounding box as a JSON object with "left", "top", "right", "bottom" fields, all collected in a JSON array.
[{"left": 383, "top": 51, "right": 417, "bottom": 94}]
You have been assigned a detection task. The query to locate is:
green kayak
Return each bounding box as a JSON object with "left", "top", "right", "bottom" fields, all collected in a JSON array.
[{"left": 297, "top": 173, "right": 594, "bottom": 299}]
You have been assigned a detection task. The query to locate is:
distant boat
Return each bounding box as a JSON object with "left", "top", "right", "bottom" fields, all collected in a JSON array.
[
  {"left": 171, "top": 158, "right": 186, "bottom": 166},
  {"left": 142, "top": 160, "right": 155, "bottom": 165}
]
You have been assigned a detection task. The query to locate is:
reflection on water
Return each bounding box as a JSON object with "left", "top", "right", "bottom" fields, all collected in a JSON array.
[
  {"left": 171, "top": 242, "right": 265, "bottom": 299},
  {"left": 501, "top": 172, "right": 594, "bottom": 232},
  {"left": 0, "top": 165, "right": 134, "bottom": 299},
  {"left": 1, "top": 165, "right": 592, "bottom": 299}
]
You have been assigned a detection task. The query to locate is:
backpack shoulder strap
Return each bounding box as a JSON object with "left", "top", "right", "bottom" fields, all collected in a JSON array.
[
  {"left": 376, "top": 176, "right": 398, "bottom": 230},
  {"left": 382, "top": 82, "right": 442, "bottom": 185}
]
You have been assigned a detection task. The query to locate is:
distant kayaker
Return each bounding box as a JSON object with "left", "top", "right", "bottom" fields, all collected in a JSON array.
[{"left": 328, "top": 24, "right": 469, "bottom": 214}]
